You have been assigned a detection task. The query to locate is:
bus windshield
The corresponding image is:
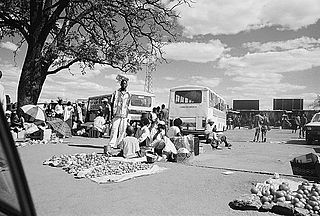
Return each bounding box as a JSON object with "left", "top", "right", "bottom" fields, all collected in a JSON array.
[
  {"left": 131, "top": 95, "right": 152, "bottom": 107},
  {"left": 175, "top": 90, "right": 202, "bottom": 104}
]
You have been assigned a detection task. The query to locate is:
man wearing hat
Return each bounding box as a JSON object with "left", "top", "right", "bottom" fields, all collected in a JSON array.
[
  {"left": 107, "top": 79, "right": 131, "bottom": 149},
  {"left": 205, "top": 118, "right": 231, "bottom": 149}
]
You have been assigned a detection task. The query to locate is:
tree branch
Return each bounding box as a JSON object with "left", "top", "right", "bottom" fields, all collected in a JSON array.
[
  {"left": 47, "top": 58, "right": 79, "bottom": 74},
  {"left": 0, "top": 13, "right": 30, "bottom": 41}
]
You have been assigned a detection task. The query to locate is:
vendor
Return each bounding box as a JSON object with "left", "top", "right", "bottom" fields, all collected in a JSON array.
[
  {"left": 205, "top": 118, "right": 231, "bottom": 149},
  {"left": 167, "top": 118, "right": 182, "bottom": 139},
  {"left": 135, "top": 117, "right": 151, "bottom": 147},
  {"left": 10, "top": 110, "right": 25, "bottom": 132},
  {"left": 93, "top": 111, "right": 106, "bottom": 137},
  {"left": 150, "top": 121, "right": 177, "bottom": 161}
]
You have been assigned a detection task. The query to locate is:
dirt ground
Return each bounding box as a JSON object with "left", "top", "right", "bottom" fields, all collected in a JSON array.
[{"left": 17, "top": 128, "right": 320, "bottom": 216}]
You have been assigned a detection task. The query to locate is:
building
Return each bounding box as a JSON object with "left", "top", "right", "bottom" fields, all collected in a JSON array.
[
  {"left": 273, "top": 99, "right": 303, "bottom": 111},
  {"left": 233, "top": 100, "right": 259, "bottom": 111}
]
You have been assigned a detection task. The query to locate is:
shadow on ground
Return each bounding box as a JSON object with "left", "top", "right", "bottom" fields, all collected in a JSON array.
[
  {"left": 68, "top": 144, "right": 103, "bottom": 149},
  {"left": 285, "top": 139, "right": 308, "bottom": 146}
]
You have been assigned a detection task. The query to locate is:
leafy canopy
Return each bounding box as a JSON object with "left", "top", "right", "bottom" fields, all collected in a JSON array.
[{"left": 0, "top": 0, "right": 188, "bottom": 74}]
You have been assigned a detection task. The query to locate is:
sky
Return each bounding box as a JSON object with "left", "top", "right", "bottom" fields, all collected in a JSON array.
[{"left": 0, "top": 0, "right": 320, "bottom": 110}]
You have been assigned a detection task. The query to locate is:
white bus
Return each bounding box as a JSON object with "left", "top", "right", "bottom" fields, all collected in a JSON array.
[
  {"left": 86, "top": 91, "right": 155, "bottom": 123},
  {"left": 168, "top": 86, "right": 227, "bottom": 136}
]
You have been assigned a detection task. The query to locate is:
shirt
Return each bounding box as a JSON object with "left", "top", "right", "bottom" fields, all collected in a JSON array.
[
  {"left": 112, "top": 89, "right": 131, "bottom": 118},
  {"left": 204, "top": 124, "right": 219, "bottom": 140},
  {"left": 160, "top": 108, "right": 169, "bottom": 122},
  {"left": 167, "top": 126, "right": 181, "bottom": 138},
  {"left": 0, "top": 84, "right": 6, "bottom": 111},
  {"left": 119, "top": 136, "right": 140, "bottom": 158},
  {"left": 93, "top": 116, "right": 106, "bottom": 132},
  {"left": 136, "top": 125, "right": 151, "bottom": 145},
  {"left": 63, "top": 105, "right": 74, "bottom": 121},
  {"left": 55, "top": 104, "right": 63, "bottom": 115}
]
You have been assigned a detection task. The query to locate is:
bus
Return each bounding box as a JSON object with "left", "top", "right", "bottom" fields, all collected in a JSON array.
[
  {"left": 86, "top": 91, "right": 155, "bottom": 123},
  {"left": 168, "top": 85, "right": 227, "bottom": 137}
]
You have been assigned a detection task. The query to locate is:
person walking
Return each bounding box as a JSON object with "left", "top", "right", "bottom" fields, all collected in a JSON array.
[
  {"left": 107, "top": 79, "right": 131, "bottom": 149},
  {"left": 299, "top": 113, "right": 308, "bottom": 138},
  {"left": 252, "top": 113, "right": 262, "bottom": 142},
  {"left": 0, "top": 70, "right": 6, "bottom": 112}
]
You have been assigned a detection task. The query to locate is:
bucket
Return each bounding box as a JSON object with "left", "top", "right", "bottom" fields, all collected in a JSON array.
[{"left": 146, "top": 153, "right": 157, "bottom": 163}]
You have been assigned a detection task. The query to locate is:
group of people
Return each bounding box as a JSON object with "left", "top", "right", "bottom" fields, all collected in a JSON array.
[
  {"left": 290, "top": 113, "right": 308, "bottom": 138},
  {"left": 102, "top": 79, "right": 176, "bottom": 160},
  {"left": 252, "top": 112, "right": 270, "bottom": 142},
  {"left": 44, "top": 99, "right": 87, "bottom": 135}
]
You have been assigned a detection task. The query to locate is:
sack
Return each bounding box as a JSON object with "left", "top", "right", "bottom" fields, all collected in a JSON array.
[{"left": 171, "top": 136, "right": 192, "bottom": 152}]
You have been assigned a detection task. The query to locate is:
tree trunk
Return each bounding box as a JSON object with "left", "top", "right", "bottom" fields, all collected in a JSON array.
[{"left": 17, "top": 45, "right": 48, "bottom": 110}]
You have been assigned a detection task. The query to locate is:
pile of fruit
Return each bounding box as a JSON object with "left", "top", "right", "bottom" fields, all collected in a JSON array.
[
  {"left": 251, "top": 179, "right": 320, "bottom": 215},
  {"left": 16, "top": 139, "right": 49, "bottom": 147},
  {"left": 43, "top": 153, "right": 153, "bottom": 179}
]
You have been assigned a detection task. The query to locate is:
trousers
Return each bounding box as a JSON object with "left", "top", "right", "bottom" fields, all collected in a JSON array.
[{"left": 109, "top": 117, "right": 128, "bottom": 148}]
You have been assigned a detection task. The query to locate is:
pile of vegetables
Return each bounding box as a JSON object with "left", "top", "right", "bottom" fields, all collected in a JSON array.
[
  {"left": 16, "top": 139, "right": 49, "bottom": 147},
  {"left": 43, "top": 153, "right": 153, "bottom": 179},
  {"left": 251, "top": 180, "right": 320, "bottom": 215}
]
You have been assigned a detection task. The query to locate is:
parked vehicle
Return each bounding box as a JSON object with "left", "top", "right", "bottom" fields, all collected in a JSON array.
[
  {"left": 168, "top": 85, "right": 227, "bottom": 138},
  {"left": 86, "top": 91, "right": 155, "bottom": 123},
  {"left": 306, "top": 112, "right": 320, "bottom": 144}
]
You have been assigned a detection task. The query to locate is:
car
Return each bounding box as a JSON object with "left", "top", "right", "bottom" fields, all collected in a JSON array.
[
  {"left": 305, "top": 112, "right": 320, "bottom": 144},
  {"left": 0, "top": 105, "right": 36, "bottom": 216}
]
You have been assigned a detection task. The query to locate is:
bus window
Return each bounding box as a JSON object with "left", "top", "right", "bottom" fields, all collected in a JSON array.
[
  {"left": 131, "top": 95, "right": 152, "bottom": 107},
  {"left": 175, "top": 90, "right": 202, "bottom": 104}
]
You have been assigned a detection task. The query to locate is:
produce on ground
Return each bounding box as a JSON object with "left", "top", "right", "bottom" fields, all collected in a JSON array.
[
  {"left": 250, "top": 179, "right": 320, "bottom": 215},
  {"left": 43, "top": 153, "right": 153, "bottom": 179}
]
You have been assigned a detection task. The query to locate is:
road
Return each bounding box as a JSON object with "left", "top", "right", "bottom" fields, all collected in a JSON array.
[{"left": 17, "top": 128, "right": 319, "bottom": 216}]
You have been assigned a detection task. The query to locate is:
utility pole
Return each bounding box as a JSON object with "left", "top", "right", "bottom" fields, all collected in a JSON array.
[{"left": 144, "top": 58, "right": 155, "bottom": 93}]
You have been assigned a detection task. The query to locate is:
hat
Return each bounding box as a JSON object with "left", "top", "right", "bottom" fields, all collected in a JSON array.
[
  {"left": 102, "top": 98, "right": 109, "bottom": 102},
  {"left": 208, "top": 118, "right": 214, "bottom": 123},
  {"left": 158, "top": 120, "right": 166, "bottom": 126}
]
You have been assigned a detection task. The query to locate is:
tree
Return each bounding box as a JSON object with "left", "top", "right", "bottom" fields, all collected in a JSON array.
[
  {"left": 310, "top": 94, "right": 320, "bottom": 109},
  {"left": 0, "top": 0, "right": 188, "bottom": 108}
]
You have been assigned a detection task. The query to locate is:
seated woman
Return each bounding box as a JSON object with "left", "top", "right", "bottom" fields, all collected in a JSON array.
[
  {"left": 135, "top": 117, "right": 151, "bottom": 147},
  {"left": 118, "top": 126, "right": 140, "bottom": 158},
  {"left": 167, "top": 118, "right": 182, "bottom": 139},
  {"left": 10, "top": 110, "right": 25, "bottom": 133},
  {"left": 205, "top": 118, "right": 231, "bottom": 149},
  {"left": 93, "top": 111, "right": 106, "bottom": 137},
  {"left": 150, "top": 121, "right": 177, "bottom": 161}
]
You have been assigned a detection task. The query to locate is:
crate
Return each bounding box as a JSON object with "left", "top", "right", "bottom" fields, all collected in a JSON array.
[{"left": 290, "top": 161, "right": 320, "bottom": 177}]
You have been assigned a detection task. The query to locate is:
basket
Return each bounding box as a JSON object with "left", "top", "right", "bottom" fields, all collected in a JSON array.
[
  {"left": 290, "top": 161, "right": 319, "bottom": 177},
  {"left": 146, "top": 153, "right": 157, "bottom": 163}
]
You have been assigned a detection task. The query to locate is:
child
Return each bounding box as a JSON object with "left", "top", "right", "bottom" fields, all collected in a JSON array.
[{"left": 119, "top": 126, "right": 140, "bottom": 158}]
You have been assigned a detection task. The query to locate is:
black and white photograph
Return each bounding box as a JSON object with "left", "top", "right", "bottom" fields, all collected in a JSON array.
[{"left": 1, "top": 0, "right": 320, "bottom": 215}]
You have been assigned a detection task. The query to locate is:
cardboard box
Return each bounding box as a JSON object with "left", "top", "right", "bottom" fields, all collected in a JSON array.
[{"left": 43, "top": 129, "right": 52, "bottom": 141}]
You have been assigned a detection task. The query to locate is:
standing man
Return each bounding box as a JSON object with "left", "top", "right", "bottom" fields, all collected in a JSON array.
[
  {"left": 252, "top": 113, "right": 262, "bottom": 142},
  {"left": 0, "top": 71, "right": 6, "bottom": 112},
  {"left": 107, "top": 79, "right": 131, "bottom": 149},
  {"left": 102, "top": 98, "right": 111, "bottom": 123},
  {"left": 159, "top": 104, "right": 169, "bottom": 127},
  {"left": 55, "top": 99, "right": 64, "bottom": 119}
]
